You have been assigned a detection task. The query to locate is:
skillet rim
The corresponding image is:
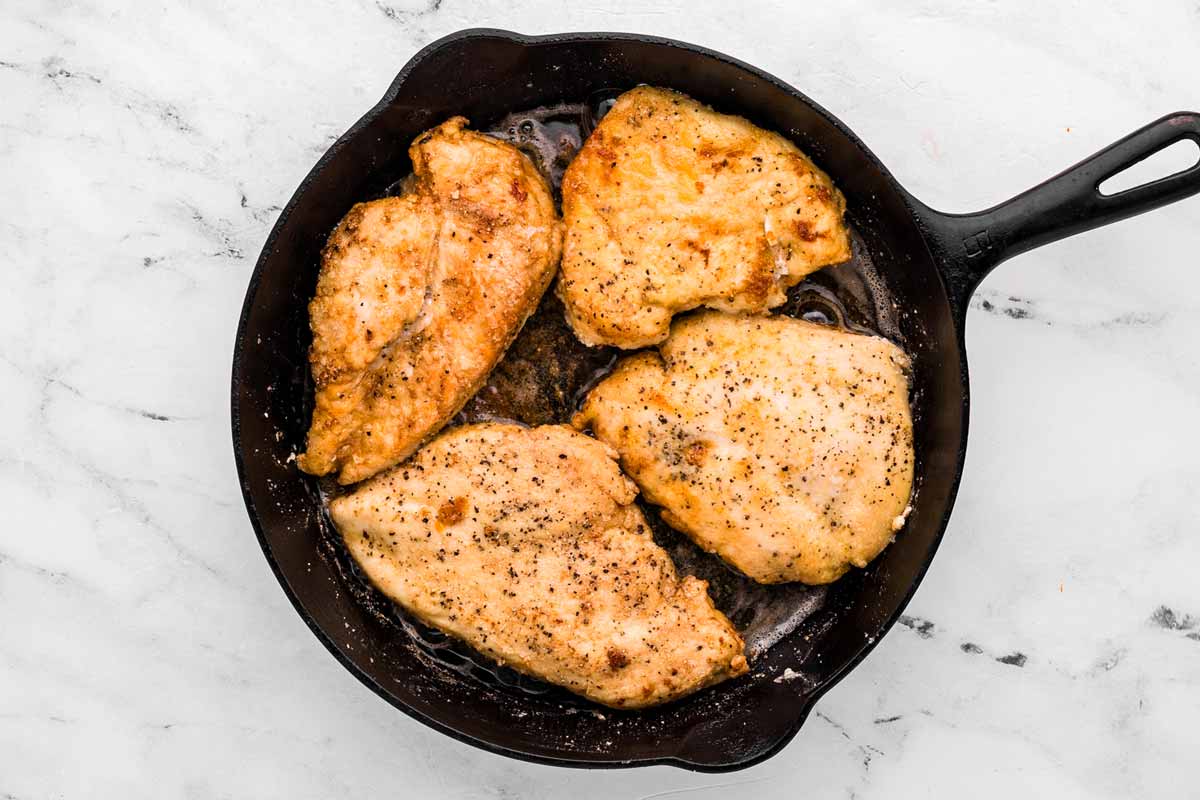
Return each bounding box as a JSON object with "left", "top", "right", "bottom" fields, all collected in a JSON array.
[{"left": 230, "top": 26, "right": 971, "bottom": 771}]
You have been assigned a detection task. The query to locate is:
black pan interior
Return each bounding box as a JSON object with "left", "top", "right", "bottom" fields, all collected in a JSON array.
[{"left": 232, "top": 31, "right": 966, "bottom": 770}]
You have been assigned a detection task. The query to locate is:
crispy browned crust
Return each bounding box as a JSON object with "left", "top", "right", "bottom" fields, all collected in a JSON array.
[
  {"left": 559, "top": 87, "right": 851, "bottom": 349},
  {"left": 297, "top": 118, "right": 563, "bottom": 484}
]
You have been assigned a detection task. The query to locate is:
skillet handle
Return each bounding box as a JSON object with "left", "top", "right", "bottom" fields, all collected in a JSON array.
[{"left": 916, "top": 111, "right": 1200, "bottom": 311}]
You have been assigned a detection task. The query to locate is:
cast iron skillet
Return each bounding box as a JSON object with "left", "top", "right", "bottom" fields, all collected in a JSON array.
[{"left": 231, "top": 29, "right": 1200, "bottom": 771}]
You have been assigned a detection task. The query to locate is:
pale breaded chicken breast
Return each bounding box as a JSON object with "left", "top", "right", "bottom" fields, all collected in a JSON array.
[
  {"left": 329, "top": 423, "right": 748, "bottom": 708},
  {"left": 574, "top": 312, "right": 914, "bottom": 585},
  {"left": 298, "top": 118, "right": 562, "bottom": 484},
  {"left": 558, "top": 86, "right": 851, "bottom": 349}
]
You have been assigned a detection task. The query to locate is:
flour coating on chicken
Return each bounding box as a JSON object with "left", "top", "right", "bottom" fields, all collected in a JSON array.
[
  {"left": 559, "top": 87, "right": 850, "bottom": 348},
  {"left": 298, "top": 118, "right": 562, "bottom": 484},
  {"left": 575, "top": 312, "right": 913, "bottom": 585},
  {"left": 330, "top": 423, "right": 748, "bottom": 708}
]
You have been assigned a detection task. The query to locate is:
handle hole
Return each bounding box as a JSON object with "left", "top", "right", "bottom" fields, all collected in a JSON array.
[{"left": 1099, "top": 138, "right": 1200, "bottom": 196}]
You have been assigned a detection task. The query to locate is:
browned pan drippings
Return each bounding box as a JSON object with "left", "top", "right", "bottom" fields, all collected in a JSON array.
[{"left": 315, "top": 95, "right": 908, "bottom": 701}]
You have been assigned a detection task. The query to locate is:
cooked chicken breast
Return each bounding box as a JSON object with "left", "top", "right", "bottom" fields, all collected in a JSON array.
[
  {"left": 574, "top": 312, "right": 913, "bottom": 585},
  {"left": 329, "top": 423, "right": 747, "bottom": 708},
  {"left": 558, "top": 86, "right": 851, "bottom": 349},
  {"left": 298, "top": 118, "right": 562, "bottom": 484}
]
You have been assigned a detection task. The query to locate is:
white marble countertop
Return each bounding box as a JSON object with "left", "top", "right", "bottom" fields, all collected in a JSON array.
[{"left": 4, "top": 1, "right": 1199, "bottom": 797}]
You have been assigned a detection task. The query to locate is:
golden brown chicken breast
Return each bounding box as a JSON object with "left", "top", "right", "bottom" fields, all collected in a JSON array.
[
  {"left": 574, "top": 312, "right": 914, "bottom": 585},
  {"left": 298, "top": 118, "right": 562, "bottom": 484},
  {"left": 558, "top": 86, "right": 851, "bottom": 348},
  {"left": 329, "top": 423, "right": 748, "bottom": 708}
]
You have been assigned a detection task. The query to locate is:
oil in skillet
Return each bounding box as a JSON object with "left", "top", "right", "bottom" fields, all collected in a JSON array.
[{"left": 325, "top": 93, "right": 908, "bottom": 699}]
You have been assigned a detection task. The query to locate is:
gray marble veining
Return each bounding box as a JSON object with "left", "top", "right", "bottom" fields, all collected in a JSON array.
[{"left": 2, "top": 1, "right": 1198, "bottom": 797}]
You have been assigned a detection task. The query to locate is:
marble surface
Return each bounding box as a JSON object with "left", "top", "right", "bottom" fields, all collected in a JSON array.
[{"left": 3, "top": 1, "right": 1199, "bottom": 796}]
